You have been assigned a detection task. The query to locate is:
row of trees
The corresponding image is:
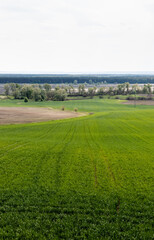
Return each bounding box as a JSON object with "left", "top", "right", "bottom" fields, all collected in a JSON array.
[
  {"left": 4, "top": 82, "right": 153, "bottom": 101},
  {"left": 69, "top": 82, "right": 153, "bottom": 97},
  {"left": 98, "top": 83, "right": 153, "bottom": 96},
  {"left": 4, "top": 83, "right": 67, "bottom": 101}
]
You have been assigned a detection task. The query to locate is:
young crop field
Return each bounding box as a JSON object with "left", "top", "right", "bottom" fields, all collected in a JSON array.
[{"left": 0, "top": 98, "right": 153, "bottom": 239}]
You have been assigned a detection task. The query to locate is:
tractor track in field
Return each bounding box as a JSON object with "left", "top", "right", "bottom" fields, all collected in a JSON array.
[
  {"left": 53, "top": 121, "right": 77, "bottom": 189},
  {"left": 87, "top": 120, "right": 117, "bottom": 185},
  {"left": 0, "top": 122, "right": 70, "bottom": 188},
  {"left": 83, "top": 120, "right": 98, "bottom": 188},
  {"left": 36, "top": 124, "right": 59, "bottom": 141},
  {"left": 0, "top": 142, "right": 29, "bottom": 160},
  {"left": 0, "top": 123, "right": 56, "bottom": 158},
  {"left": 0, "top": 125, "right": 59, "bottom": 180},
  {"left": 0, "top": 123, "right": 59, "bottom": 165},
  {"left": 94, "top": 165, "right": 98, "bottom": 187},
  {"left": 116, "top": 198, "right": 121, "bottom": 213},
  {"left": 102, "top": 154, "right": 116, "bottom": 184},
  {"left": 0, "top": 121, "right": 71, "bottom": 189},
  {"left": 120, "top": 120, "right": 153, "bottom": 151},
  {"left": 32, "top": 120, "right": 76, "bottom": 187},
  {"left": 0, "top": 141, "right": 21, "bottom": 151},
  {"left": 21, "top": 123, "right": 64, "bottom": 184},
  {"left": 85, "top": 119, "right": 121, "bottom": 213}
]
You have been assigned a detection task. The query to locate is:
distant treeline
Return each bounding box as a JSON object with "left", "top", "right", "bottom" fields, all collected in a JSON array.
[
  {"left": 0, "top": 74, "right": 154, "bottom": 84},
  {"left": 4, "top": 82, "right": 153, "bottom": 102}
]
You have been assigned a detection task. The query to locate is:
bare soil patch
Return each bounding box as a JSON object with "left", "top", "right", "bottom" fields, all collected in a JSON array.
[
  {"left": 122, "top": 100, "right": 154, "bottom": 106},
  {"left": 0, "top": 107, "right": 84, "bottom": 124}
]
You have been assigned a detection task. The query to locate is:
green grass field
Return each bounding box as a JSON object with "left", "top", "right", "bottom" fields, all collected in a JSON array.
[{"left": 0, "top": 98, "right": 153, "bottom": 239}]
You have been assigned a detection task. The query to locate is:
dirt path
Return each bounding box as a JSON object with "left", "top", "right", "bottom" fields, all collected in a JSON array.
[
  {"left": 122, "top": 100, "right": 154, "bottom": 105},
  {"left": 0, "top": 107, "right": 84, "bottom": 124}
]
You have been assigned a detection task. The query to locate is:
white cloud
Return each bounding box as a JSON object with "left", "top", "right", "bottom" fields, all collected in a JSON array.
[{"left": 0, "top": 0, "right": 153, "bottom": 73}]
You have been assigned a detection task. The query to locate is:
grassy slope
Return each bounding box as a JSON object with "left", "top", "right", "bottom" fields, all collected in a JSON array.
[
  {"left": 0, "top": 97, "right": 154, "bottom": 111},
  {"left": 0, "top": 99, "right": 153, "bottom": 239}
]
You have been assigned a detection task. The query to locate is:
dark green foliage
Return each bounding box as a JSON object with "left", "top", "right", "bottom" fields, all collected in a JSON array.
[
  {"left": 0, "top": 73, "right": 154, "bottom": 84},
  {"left": 44, "top": 83, "right": 51, "bottom": 92},
  {"left": 4, "top": 84, "right": 10, "bottom": 96},
  {"left": 0, "top": 190, "right": 153, "bottom": 239},
  {"left": 53, "top": 89, "right": 67, "bottom": 101},
  {"left": 32, "top": 88, "right": 42, "bottom": 101},
  {"left": 24, "top": 97, "right": 28, "bottom": 102},
  {"left": 4, "top": 84, "right": 67, "bottom": 102},
  {"left": 13, "top": 88, "right": 21, "bottom": 99},
  {"left": 99, "top": 95, "right": 103, "bottom": 99}
]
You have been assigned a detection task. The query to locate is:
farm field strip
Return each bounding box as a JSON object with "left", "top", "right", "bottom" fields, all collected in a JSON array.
[{"left": 0, "top": 99, "right": 153, "bottom": 239}]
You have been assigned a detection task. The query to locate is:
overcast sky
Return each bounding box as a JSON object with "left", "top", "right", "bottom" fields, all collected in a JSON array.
[{"left": 0, "top": 0, "right": 154, "bottom": 73}]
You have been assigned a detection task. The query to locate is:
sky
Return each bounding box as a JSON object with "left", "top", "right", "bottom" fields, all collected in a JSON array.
[{"left": 0, "top": 0, "right": 154, "bottom": 73}]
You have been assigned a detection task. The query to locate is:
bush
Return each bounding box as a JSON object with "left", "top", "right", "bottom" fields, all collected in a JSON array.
[
  {"left": 126, "top": 96, "right": 135, "bottom": 100},
  {"left": 83, "top": 92, "right": 88, "bottom": 97},
  {"left": 137, "top": 96, "right": 146, "bottom": 100},
  {"left": 99, "top": 95, "right": 103, "bottom": 99},
  {"left": 24, "top": 97, "right": 28, "bottom": 102}
]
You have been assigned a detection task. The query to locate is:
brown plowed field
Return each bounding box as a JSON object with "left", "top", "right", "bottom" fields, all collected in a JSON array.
[{"left": 0, "top": 107, "right": 84, "bottom": 124}]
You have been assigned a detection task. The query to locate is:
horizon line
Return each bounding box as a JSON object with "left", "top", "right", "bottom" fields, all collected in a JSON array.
[{"left": 0, "top": 71, "right": 154, "bottom": 75}]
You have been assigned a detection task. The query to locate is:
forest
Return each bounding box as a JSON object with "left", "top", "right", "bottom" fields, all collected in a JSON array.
[{"left": 0, "top": 73, "right": 154, "bottom": 84}]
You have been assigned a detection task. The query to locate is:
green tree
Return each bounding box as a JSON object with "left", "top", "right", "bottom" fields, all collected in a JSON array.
[
  {"left": 40, "top": 89, "right": 46, "bottom": 101},
  {"left": 13, "top": 89, "right": 21, "bottom": 99},
  {"left": 4, "top": 84, "right": 10, "bottom": 96},
  {"left": 24, "top": 97, "right": 28, "bottom": 102},
  {"left": 98, "top": 87, "right": 106, "bottom": 95},
  {"left": 53, "top": 89, "right": 67, "bottom": 101},
  {"left": 9, "top": 83, "right": 16, "bottom": 92},
  {"left": 44, "top": 83, "right": 51, "bottom": 92},
  {"left": 78, "top": 84, "right": 85, "bottom": 96},
  {"left": 125, "top": 82, "right": 130, "bottom": 95},
  {"left": 89, "top": 79, "right": 93, "bottom": 85},
  {"left": 108, "top": 86, "right": 114, "bottom": 96},
  {"left": 32, "top": 88, "right": 42, "bottom": 101},
  {"left": 74, "top": 80, "right": 78, "bottom": 85},
  {"left": 88, "top": 88, "right": 95, "bottom": 98},
  {"left": 55, "top": 85, "right": 60, "bottom": 91}
]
